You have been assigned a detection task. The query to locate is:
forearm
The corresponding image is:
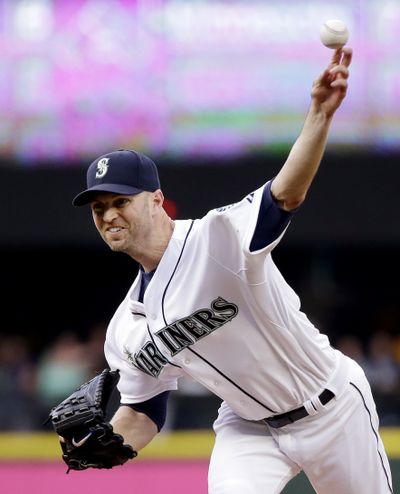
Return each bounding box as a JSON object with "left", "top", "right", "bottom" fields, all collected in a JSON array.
[
  {"left": 271, "top": 102, "right": 332, "bottom": 211},
  {"left": 111, "top": 405, "right": 158, "bottom": 451},
  {"left": 271, "top": 48, "right": 352, "bottom": 211}
]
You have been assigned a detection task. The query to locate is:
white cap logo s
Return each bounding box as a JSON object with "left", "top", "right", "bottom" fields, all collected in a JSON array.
[{"left": 96, "top": 158, "right": 110, "bottom": 178}]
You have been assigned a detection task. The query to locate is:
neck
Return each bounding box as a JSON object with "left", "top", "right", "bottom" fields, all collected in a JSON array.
[{"left": 137, "top": 217, "right": 175, "bottom": 272}]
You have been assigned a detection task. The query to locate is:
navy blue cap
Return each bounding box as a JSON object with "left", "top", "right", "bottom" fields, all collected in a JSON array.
[{"left": 72, "top": 149, "right": 160, "bottom": 206}]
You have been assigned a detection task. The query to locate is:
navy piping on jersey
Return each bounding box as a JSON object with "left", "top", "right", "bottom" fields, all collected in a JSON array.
[
  {"left": 161, "top": 220, "right": 195, "bottom": 324},
  {"left": 159, "top": 211, "right": 278, "bottom": 415},
  {"left": 131, "top": 311, "right": 146, "bottom": 317},
  {"left": 136, "top": 221, "right": 196, "bottom": 371},
  {"left": 138, "top": 268, "right": 182, "bottom": 367},
  {"left": 350, "top": 383, "right": 393, "bottom": 493},
  {"left": 122, "top": 391, "right": 170, "bottom": 432},
  {"left": 187, "top": 346, "right": 276, "bottom": 413},
  {"left": 249, "top": 180, "right": 295, "bottom": 252}
]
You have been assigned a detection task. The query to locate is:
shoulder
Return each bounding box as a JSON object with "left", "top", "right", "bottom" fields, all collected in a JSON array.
[{"left": 200, "top": 185, "right": 265, "bottom": 230}]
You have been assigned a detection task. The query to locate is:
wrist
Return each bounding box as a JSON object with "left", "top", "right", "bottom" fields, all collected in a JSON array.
[{"left": 308, "top": 101, "right": 335, "bottom": 122}]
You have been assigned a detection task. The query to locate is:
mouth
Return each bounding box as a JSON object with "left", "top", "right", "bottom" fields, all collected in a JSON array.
[
  {"left": 107, "top": 226, "right": 124, "bottom": 234},
  {"left": 104, "top": 226, "right": 126, "bottom": 240}
]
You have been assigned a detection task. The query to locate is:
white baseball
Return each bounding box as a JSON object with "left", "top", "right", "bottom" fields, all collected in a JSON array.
[{"left": 320, "top": 19, "right": 349, "bottom": 49}]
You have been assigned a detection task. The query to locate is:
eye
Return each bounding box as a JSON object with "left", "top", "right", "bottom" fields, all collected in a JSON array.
[
  {"left": 114, "top": 197, "right": 130, "bottom": 208},
  {"left": 91, "top": 203, "right": 104, "bottom": 215}
]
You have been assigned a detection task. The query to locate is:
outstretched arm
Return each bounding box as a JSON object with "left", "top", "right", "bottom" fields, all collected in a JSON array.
[{"left": 271, "top": 47, "right": 353, "bottom": 211}]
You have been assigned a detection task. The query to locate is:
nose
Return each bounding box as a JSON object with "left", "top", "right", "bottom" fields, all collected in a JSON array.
[{"left": 102, "top": 206, "right": 118, "bottom": 223}]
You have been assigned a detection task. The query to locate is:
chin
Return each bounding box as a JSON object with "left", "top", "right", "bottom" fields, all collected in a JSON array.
[
  {"left": 110, "top": 244, "right": 126, "bottom": 253},
  {"left": 106, "top": 239, "right": 126, "bottom": 252}
]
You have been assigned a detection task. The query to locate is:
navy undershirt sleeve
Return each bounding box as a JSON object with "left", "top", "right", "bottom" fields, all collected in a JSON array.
[
  {"left": 122, "top": 391, "right": 170, "bottom": 432},
  {"left": 249, "top": 180, "right": 297, "bottom": 252}
]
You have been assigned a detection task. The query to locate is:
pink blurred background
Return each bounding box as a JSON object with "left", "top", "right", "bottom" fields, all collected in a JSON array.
[
  {"left": 0, "top": 460, "right": 208, "bottom": 494},
  {"left": 2, "top": 0, "right": 400, "bottom": 162}
]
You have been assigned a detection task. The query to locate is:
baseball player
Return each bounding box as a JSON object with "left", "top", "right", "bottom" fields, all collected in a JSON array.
[{"left": 72, "top": 47, "right": 392, "bottom": 493}]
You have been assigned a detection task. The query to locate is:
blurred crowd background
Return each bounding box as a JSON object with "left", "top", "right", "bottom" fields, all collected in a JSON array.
[
  {"left": 1, "top": 0, "right": 400, "bottom": 433},
  {"left": 2, "top": 240, "right": 400, "bottom": 432},
  {"left": 1, "top": 314, "right": 400, "bottom": 431}
]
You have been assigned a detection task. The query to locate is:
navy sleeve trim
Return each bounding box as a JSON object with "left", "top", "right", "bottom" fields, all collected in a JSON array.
[
  {"left": 122, "top": 391, "right": 170, "bottom": 432},
  {"left": 249, "top": 181, "right": 296, "bottom": 252}
]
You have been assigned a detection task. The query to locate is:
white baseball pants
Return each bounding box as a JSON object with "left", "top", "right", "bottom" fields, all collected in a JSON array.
[{"left": 208, "top": 360, "right": 392, "bottom": 494}]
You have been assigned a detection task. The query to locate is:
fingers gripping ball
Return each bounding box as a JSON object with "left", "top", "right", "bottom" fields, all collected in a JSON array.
[
  {"left": 320, "top": 19, "right": 349, "bottom": 49},
  {"left": 48, "top": 369, "right": 137, "bottom": 472}
]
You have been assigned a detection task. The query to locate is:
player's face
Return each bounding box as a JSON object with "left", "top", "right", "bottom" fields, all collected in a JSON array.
[{"left": 90, "top": 192, "right": 154, "bottom": 254}]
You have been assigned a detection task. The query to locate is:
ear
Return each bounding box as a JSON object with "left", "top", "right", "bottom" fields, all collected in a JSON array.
[{"left": 152, "top": 189, "right": 164, "bottom": 209}]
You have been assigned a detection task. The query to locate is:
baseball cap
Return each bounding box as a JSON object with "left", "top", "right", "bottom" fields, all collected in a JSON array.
[{"left": 72, "top": 149, "right": 160, "bottom": 206}]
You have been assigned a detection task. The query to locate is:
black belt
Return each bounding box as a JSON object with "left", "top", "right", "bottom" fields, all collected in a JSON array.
[{"left": 264, "top": 389, "right": 335, "bottom": 429}]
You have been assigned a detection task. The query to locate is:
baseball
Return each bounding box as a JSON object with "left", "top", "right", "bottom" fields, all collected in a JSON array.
[{"left": 320, "top": 19, "right": 349, "bottom": 49}]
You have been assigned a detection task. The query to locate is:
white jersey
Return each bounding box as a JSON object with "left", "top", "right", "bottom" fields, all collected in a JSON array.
[{"left": 105, "top": 182, "right": 343, "bottom": 421}]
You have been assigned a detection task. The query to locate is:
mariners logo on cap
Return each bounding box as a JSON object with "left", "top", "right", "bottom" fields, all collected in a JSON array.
[{"left": 96, "top": 158, "right": 110, "bottom": 178}]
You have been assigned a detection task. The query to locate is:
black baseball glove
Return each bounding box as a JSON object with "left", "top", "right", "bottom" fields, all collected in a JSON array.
[{"left": 47, "top": 368, "right": 137, "bottom": 473}]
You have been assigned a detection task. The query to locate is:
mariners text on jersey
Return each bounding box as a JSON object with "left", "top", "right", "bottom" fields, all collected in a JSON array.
[{"left": 124, "top": 297, "right": 238, "bottom": 377}]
